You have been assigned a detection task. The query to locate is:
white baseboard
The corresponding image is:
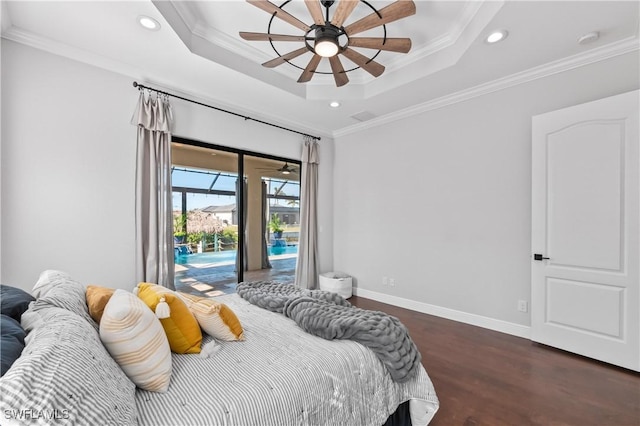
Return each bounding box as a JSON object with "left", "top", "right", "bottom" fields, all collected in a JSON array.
[{"left": 352, "top": 287, "right": 531, "bottom": 340}]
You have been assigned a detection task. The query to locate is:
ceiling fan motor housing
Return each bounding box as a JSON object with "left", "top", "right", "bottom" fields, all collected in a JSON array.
[
  {"left": 315, "top": 25, "right": 341, "bottom": 45},
  {"left": 314, "top": 24, "right": 342, "bottom": 57}
]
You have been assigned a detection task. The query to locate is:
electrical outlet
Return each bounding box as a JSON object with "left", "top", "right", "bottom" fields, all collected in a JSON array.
[
  {"left": 382, "top": 276, "right": 388, "bottom": 286},
  {"left": 518, "top": 300, "right": 528, "bottom": 313},
  {"left": 389, "top": 278, "right": 396, "bottom": 287}
]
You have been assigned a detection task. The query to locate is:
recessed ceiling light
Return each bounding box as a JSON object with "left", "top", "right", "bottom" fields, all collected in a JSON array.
[
  {"left": 486, "top": 30, "right": 508, "bottom": 44},
  {"left": 138, "top": 15, "right": 160, "bottom": 31},
  {"left": 329, "top": 101, "right": 341, "bottom": 108}
]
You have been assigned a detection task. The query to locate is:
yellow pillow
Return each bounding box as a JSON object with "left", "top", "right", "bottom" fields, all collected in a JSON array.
[
  {"left": 86, "top": 285, "right": 115, "bottom": 324},
  {"left": 177, "top": 292, "right": 245, "bottom": 341},
  {"left": 136, "top": 283, "right": 202, "bottom": 354}
]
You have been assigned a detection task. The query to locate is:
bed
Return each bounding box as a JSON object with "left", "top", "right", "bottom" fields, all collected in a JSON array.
[{"left": 0, "top": 271, "right": 439, "bottom": 425}]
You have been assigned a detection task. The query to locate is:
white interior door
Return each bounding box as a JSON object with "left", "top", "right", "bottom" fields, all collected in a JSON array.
[{"left": 531, "top": 90, "right": 639, "bottom": 371}]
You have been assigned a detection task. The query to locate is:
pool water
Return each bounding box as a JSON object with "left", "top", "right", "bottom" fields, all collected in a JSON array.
[{"left": 175, "top": 245, "right": 297, "bottom": 265}]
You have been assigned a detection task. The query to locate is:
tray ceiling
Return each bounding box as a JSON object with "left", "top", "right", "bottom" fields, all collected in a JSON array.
[{"left": 2, "top": 1, "right": 638, "bottom": 138}]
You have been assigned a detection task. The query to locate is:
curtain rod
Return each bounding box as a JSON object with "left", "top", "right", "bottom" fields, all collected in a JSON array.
[{"left": 133, "top": 81, "right": 321, "bottom": 141}]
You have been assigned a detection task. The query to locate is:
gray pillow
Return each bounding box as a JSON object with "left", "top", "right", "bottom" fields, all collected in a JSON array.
[
  {"left": 0, "top": 285, "right": 36, "bottom": 322},
  {"left": 0, "top": 306, "right": 137, "bottom": 424},
  {"left": 0, "top": 314, "right": 26, "bottom": 376}
]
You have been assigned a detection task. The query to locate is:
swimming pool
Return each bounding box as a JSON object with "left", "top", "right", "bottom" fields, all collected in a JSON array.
[{"left": 175, "top": 245, "right": 298, "bottom": 265}]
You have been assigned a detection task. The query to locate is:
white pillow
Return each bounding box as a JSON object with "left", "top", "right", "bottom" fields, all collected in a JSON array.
[
  {"left": 177, "top": 292, "right": 245, "bottom": 341},
  {"left": 100, "top": 289, "right": 172, "bottom": 393}
]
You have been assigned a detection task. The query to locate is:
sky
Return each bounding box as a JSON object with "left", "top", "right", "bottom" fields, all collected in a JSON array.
[{"left": 172, "top": 168, "right": 300, "bottom": 211}]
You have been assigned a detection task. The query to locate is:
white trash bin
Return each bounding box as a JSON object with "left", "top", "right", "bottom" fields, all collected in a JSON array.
[{"left": 319, "top": 272, "right": 352, "bottom": 299}]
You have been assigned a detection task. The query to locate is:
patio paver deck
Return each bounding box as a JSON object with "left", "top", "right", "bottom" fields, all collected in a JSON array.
[{"left": 175, "top": 256, "right": 296, "bottom": 297}]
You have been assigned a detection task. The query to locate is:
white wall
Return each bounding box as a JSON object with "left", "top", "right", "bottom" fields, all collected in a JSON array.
[
  {"left": 1, "top": 39, "right": 334, "bottom": 291},
  {"left": 5, "top": 34, "right": 635, "bottom": 336},
  {"left": 2, "top": 40, "right": 138, "bottom": 291},
  {"left": 333, "top": 51, "right": 639, "bottom": 332},
  {"left": 0, "top": 37, "right": 3, "bottom": 282}
]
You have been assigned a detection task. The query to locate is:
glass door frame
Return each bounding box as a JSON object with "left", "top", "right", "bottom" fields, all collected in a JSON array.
[{"left": 172, "top": 136, "right": 301, "bottom": 283}]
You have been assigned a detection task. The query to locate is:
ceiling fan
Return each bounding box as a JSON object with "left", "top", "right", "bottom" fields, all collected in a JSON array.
[
  {"left": 257, "top": 162, "right": 299, "bottom": 175},
  {"left": 239, "top": 0, "right": 416, "bottom": 87}
]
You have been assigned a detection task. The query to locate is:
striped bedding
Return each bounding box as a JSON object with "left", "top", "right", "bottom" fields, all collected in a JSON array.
[{"left": 136, "top": 294, "right": 439, "bottom": 426}]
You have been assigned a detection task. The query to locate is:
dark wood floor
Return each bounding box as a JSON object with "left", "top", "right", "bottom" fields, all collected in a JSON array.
[{"left": 349, "top": 296, "right": 640, "bottom": 426}]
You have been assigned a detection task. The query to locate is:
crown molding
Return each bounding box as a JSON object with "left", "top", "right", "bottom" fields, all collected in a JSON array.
[
  {"left": 2, "top": 26, "right": 149, "bottom": 80},
  {"left": 1, "top": 26, "right": 332, "bottom": 140},
  {"left": 361, "top": 0, "right": 504, "bottom": 100},
  {"left": 4, "top": 8, "right": 637, "bottom": 142},
  {"left": 168, "top": 0, "right": 199, "bottom": 30},
  {"left": 388, "top": 0, "right": 486, "bottom": 73},
  {"left": 333, "top": 35, "right": 640, "bottom": 139}
]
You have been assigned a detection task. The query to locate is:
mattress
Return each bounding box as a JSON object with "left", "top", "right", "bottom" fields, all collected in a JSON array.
[{"left": 135, "top": 293, "right": 439, "bottom": 425}]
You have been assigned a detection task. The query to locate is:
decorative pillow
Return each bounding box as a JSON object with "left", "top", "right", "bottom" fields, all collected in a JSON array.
[
  {"left": 177, "top": 292, "right": 245, "bottom": 341},
  {"left": 31, "top": 269, "right": 73, "bottom": 299},
  {"left": 0, "top": 285, "right": 35, "bottom": 322},
  {"left": 31, "top": 273, "right": 96, "bottom": 331},
  {"left": 0, "top": 314, "right": 26, "bottom": 376},
  {"left": 136, "top": 283, "right": 202, "bottom": 354},
  {"left": 86, "top": 285, "right": 115, "bottom": 324},
  {"left": 100, "top": 289, "right": 172, "bottom": 393},
  {"left": 0, "top": 306, "right": 137, "bottom": 424}
]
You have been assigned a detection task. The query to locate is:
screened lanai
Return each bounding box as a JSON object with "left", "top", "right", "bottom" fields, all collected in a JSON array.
[{"left": 170, "top": 142, "right": 301, "bottom": 296}]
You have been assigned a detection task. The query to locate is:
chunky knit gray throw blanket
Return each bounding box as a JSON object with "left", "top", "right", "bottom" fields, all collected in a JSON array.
[
  {"left": 237, "top": 281, "right": 421, "bottom": 382},
  {"left": 236, "top": 281, "right": 351, "bottom": 313}
]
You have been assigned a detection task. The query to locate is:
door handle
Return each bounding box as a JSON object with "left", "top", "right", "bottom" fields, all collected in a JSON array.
[{"left": 533, "top": 253, "right": 550, "bottom": 261}]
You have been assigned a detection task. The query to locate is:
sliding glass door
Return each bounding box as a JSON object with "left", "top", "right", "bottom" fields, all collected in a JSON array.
[
  {"left": 243, "top": 155, "right": 300, "bottom": 284},
  {"left": 172, "top": 143, "right": 240, "bottom": 296},
  {"left": 171, "top": 139, "right": 300, "bottom": 296}
]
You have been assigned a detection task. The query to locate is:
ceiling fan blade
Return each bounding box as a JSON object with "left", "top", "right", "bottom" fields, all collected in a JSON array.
[
  {"left": 298, "top": 54, "right": 323, "bottom": 83},
  {"left": 262, "top": 47, "right": 310, "bottom": 68},
  {"left": 348, "top": 37, "right": 412, "bottom": 53},
  {"left": 341, "top": 48, "right": 385, "bottom": 77},
  {"left": 304, "top": 0, "right": 325, "bottom": 26},
  {"left": 247, "top": 0, "right": 311, "bottom": 32},
  {"left": 240, "top": 32, "right": 306, "bottom": 42},
  {"left": 331, "top": 0, "right": 359, "bottom": 27},
  {"left": 344, "top": 0, "right": 416, "bottom": 36},
  {"left": 329, "top": 55, "right": 349, "bottom": 87}
]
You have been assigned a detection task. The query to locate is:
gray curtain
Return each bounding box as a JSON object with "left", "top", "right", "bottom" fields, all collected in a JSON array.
[
  {"left": 131, "top": 91, "right": 175, "bottom": 289},
  {"left": 295, "top": 137, "right": 319, "bottom": 289},
  {"left": 261, "top": 181, "right": 272, "bottom": 269}
]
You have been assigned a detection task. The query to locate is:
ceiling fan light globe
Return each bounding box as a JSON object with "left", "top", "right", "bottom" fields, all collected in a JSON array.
[{"left": 315, "top": 39, "right": 339, "bottom": 57}]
